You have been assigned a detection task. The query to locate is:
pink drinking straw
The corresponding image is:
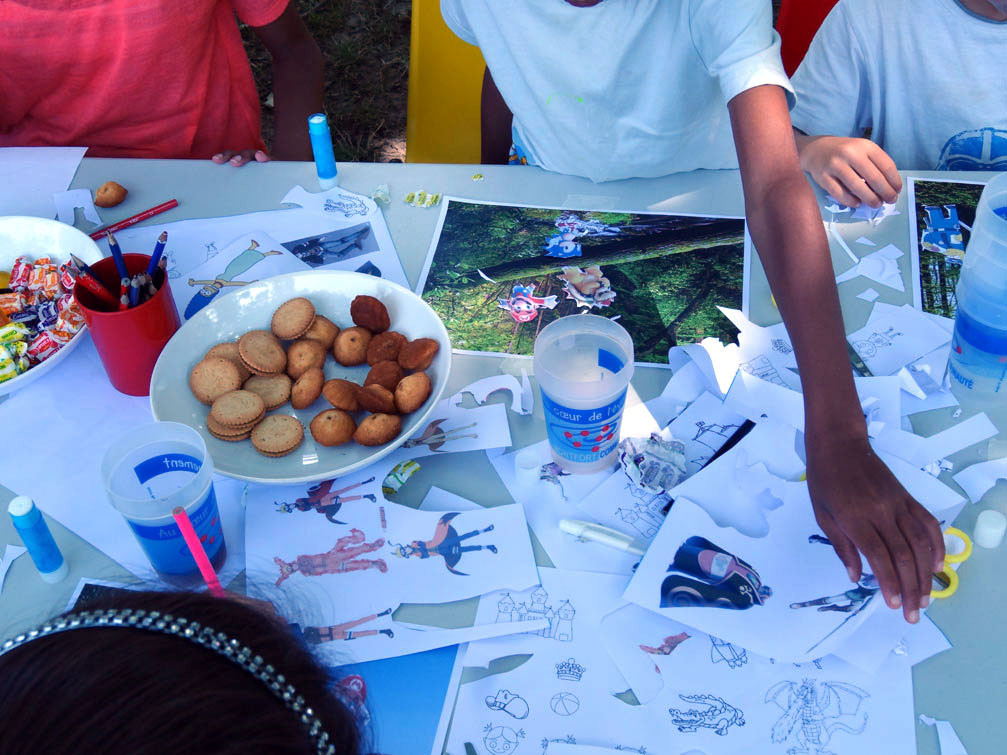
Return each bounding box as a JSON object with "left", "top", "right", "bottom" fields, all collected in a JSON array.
[{"left": 172, "top": 506, "right": 226, "bottom": 598}]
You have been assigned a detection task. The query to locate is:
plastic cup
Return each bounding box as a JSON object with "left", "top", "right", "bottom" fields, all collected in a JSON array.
[
  {"left": 73, "top": 253, "right": 181, "bottom": 396},
  {"left": 101, "top": 422, "right": 226, "bottom": 582},
  {"left": 533, "top": 314, "right": 634, "bottom": 473}
]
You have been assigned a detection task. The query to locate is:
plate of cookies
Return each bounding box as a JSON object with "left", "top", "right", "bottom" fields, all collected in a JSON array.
[{"left": 149, "top": 270, "right": 451, "bottom": 484}]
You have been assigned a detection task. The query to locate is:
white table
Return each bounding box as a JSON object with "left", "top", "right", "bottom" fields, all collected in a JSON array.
[{"left": 1, "top": 158, "right": 1003, "bottom": 755}]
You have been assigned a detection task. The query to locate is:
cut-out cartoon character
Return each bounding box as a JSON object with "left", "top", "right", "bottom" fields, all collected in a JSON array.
[
  {"left": 288, "top": 226, "right": 371, "bottom": 266},
  {"left": 301, "top": 608, "right": 394, "bottom": 643},
  {"left": 640, "top": 631, "right": 690, "bottom": 656},
  {"left": 389, "top": 512, "right": 498, "bottom": 575},
  {"left": 483, "top": 724, "right": 525, "bottom": 755},
  {"left": 539, "top": 461, "right": 572, "bottom": 500},
  {"left": 498, "top": 284, "right": 559, "bottom": 323},
  {"left": 185, "top": 239, "right": 283, "bottom": 318},
  {"left": 921, "top": 204, "right": 967, "bottom": 260},
  {"left": 765, "top": 679, "right": 869, "bottom": 754},
  {"left": 486, "top": 690, "right": 530, "bottom": 720},
  {"left": 334, "top": 674, "right": 371, "bottom": 728},
  {"left": 543, "top": 212, "right": 621, "bottom": 258},
  {"left": 274, "top": 529, "right": 386, "bottom": 586},
  {"left": 402, "top": 419, "right": 478, "bottom": 451},
  {"left": 274, "top": 477, "right": 376, "bottom": 523},
  {"left": 559, "top": 266, "right": 616, "bottom": 309},
  {"left": 619, "top": 433, "right": 687, "bottom": 493},
  {"left": 660, "top": 536, "right": 771, "bottom": 610}
]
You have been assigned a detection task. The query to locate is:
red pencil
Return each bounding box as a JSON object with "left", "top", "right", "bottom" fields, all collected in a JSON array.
[{"left": 88, "top": 199, "right": 179, "bottom": 240}]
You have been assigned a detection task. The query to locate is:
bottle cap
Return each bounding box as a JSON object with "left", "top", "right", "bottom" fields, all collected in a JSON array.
[
  {"left": 974, "top": 509, "right": 1007, "bottom": 549},
  {"left": 8, "top": 495, "right": 33, "bottom": 517}
]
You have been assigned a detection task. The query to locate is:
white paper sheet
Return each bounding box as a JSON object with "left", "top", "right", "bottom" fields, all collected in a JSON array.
[
  {"left": 246, "top": 481, "right": 540, "bottom": 664},
  {"left": 832, "top": 610, "right": 951, "bottom": 674},
  {"left": 836, "top": 244, "right": 906, "bottom": 292},
  {"left": 0, "top": 339, "right": 246, "bottom": 583},
  {"left": 857, "top": 288, "right": 881, "bottom": 302},
  {"left": 53, "top": 188, "right": 101, "bottom": 226},
  {"left": 0, "top": 544, "right": 27, "bottom": 593},
  {"left": 848, "top": 303, "right": 951, "bottom": 376},
  {"left": 384, "top": 396, "right": 512, "bottom": 461},
  {"left": 173, "top": 231, "right": 310, "bottom": 321},
  {"left": 920, "top": 715, "right": 968, "bottom": 755},
  {"left": 855, "top": 236, "right": 877, "bottom": 246},
  {"left": 953, "top": 457, "right": 1007, "bottom": 503},
  {"left": 489, "top": 441, "right": 637, "bottom": 575},
  {"left": 452, "top": 374, "right": 532, "bottom": 416},
  {"left": 0, "top": 146, "right": 86, "bottom": 218}
]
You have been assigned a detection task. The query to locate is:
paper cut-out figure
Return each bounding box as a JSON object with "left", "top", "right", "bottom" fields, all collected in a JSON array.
[
  {"left": 640, "top": 631, "right": 690, "bottom": 656},
  {"left": 334, "top": 674, "right": 370, "bottom": 728},
  {"left": 921, "top": 205, "right": 967, "bottom": 260},
  {"left": 483, "top": 724, "right": 525, "bottom": 755},
  {"left": 402, "top": 419, "right": 478, "bottom": 451},
  {"left": 765, "top": 679, "right": 869, "bottom": 753},
  {"left": 274, "top": 529, "right": 386, "bottom": 586},
  {"left": 710, "top": 635, "right": 748, "bottom": 669},
  {"left": 543, "top": 212, "right": 621, "bottom": 258},
  {"left": 539, "top": 461, "right": 572, "bottom": 500},
  {"left": 668, "top": 694, "right": 745, "bottom": 735},
  {"left": 184, "top": 239, "right": 282, "bottom": 318},
  {"left": 486, "top": 689, "right": 530, "bottom": 720},
  {"left": 273, "top": 478, "right": 376, "bottom": 523},
  {"left": 660, "top": 536, "right": 771, "bottom": 610},
  {"left": 390, "top": 512, "right": 498, "bottom": 575},
  {"left": 302, "top": 609, "right": 394, "bottom": 643},
  {"left": 498, "top": 284, "right": 559, "bottom": 323},
  {"left": 619, "top": 433, "right": 687, "bottom": 493},
  {"left": 287, "top": 226, "right": 371, "bottom": 266},
  {"left": 559, "top": 265, "right": 616, "bottom": 309}
]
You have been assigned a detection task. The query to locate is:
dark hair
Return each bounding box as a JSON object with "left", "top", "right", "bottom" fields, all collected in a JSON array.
[{"left": 0, "top": 591, "right": 363, "bottom": 755}]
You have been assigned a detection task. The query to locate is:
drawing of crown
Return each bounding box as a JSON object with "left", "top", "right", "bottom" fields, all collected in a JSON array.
[{"left": 555, "top": 658, "right": 586, "bottom": 682}]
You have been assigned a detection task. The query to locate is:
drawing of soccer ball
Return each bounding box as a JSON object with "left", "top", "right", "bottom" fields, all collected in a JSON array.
[{"left": 549, "top": 692, "right": 580, "bottom": 716}]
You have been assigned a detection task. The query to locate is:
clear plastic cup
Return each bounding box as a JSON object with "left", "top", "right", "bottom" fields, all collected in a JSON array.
[
  {"left": 101, "top": 422, "right": 226, "bottom": 581},
  {"left": 533, "top": 315, "right": 634, "bottom": 473}
]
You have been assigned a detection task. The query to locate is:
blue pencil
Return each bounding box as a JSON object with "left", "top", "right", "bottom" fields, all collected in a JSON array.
[
  {"left": 146, "top": 231, "right": 167, "bottom": 277},
  {"left": 106, "top": 231, "right": 129, "bottom": 281},
  {"left": 128, "top": 275, "right": 141, "bottom": 308}
]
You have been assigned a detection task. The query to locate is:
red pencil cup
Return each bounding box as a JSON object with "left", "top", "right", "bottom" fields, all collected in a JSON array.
[{"left": 73, "top": 253, "right": 181, "bottom": 396}]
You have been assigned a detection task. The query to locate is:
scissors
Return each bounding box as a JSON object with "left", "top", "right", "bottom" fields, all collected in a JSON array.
[{"left": 931, "top": 527, "right": 973, "bottom": 599}]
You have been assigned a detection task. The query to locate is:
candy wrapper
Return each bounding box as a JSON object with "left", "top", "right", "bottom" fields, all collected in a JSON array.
[
  {"left": 55, "top": 303, "right": 85, "bottom": 334},
  {"left": 0, "top": 350, "right": 20, "bottom": 384},
  {"left": 0, "top": 322, "right": 30, "bottom": 345},
  {"left": 9, "top": 257, "right": 33, "bottom": 290},
  {"left": 10, "top": 307, "right": 38, "bottom": 330},
  {"left": 26, "top": 331, "right": 60, "bottom": 363},
  {"left": 56, "top": 292, "right": 74, "bottom": 313},
  {"left": 59, "top": 262, "right": 77, "bottom": 291},
  {"left": 371, "top": 183, "right": 391, "bottom": 205},
  {"left": 618, "top": 433, "right": 688, "bottom": 494},
  {"left": 2, "top": 340, "right": 28, "bottom": 361},
  {"left": 0, "top": 292, "right": 26, "bottom": 315},
  {"left": 28, "top": 264, "right": 61, "bottom": 298},
  {"left": 403, "top": 189, "right": 441, "bottom": 208},
  {"left": 37, "top": 299, "right": 60, "bottom": 329}
]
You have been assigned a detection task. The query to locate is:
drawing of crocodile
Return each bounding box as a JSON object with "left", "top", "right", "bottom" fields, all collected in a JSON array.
[{"left": 668, "top": 693, "right": 745, "bottom": 736}]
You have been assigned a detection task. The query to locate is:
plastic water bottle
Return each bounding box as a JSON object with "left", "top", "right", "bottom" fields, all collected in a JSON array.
[{"left": 947, "top": 172, "right": 1007, "bottom": 410}]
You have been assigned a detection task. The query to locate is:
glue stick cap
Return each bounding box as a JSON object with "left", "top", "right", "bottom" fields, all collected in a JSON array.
[{"left": 9, "top": 496, "right": 68, "bottom": 584}]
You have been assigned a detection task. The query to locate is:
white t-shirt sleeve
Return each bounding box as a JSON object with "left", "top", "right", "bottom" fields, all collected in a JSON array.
[
  {"left": 688, "top": 0, "right": 794, "bottom": 108},
  {"left": 440, "top": 0, "right": 477, "bottom": 45},
  {"left": 790, "top": 3, "right": 872, "bottom": 137}
]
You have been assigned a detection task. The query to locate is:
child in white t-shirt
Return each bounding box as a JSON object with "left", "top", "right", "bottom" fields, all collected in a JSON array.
[
  {"left": 791, "top": 0, "right": 1007, "bottom": 207},
  {"left": 442, "top": 0, "right": 944, "bottom": 625}
]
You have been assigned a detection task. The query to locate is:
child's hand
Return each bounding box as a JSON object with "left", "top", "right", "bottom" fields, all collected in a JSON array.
[
  {"left": 805, "top": 430, "right": 944, "bottom": 624},
  {"left": 211, "top": 149, "right": 270, "bottom": 167},
  {"left": 796, "top": 135, "right": 902, "bottom": 208}
]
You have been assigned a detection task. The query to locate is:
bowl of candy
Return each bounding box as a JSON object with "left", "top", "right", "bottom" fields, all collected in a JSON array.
[{"left": 0, "top": 216, "right": 102, "bottom": 394}]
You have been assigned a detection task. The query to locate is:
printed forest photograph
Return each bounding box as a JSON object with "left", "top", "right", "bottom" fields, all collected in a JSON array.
[
  {"left": 912, "top": 178, "right": 985, "bottom": 318},
  {"left": 418, "top": 200, "right": 746, "bottom": 364}
]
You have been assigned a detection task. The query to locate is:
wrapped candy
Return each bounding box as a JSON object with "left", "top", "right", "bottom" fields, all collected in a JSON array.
[
  {"left": 0, "top": 291, "right": 26, "bottom": 315},
  {"left": 56, "top": 292, "right": 74, "bottom": 313},
  {"left": 59, "top": 262, "right": 77, "bottom": 291},
  {"left": 55, "top": 303, "right": 85, "bottom": 334},
  {"left": 36, "top": 299, "right": 60, "bottom": 329},
  {"left": 26, "top": 331, "right": 60, "bottom": 363},
  {"left": 28, "top": 264, "right": 61, "bottom": 298},
  {"left": 10, "top": 307, "right": 38, "bottom": 330},
  {"left": 0, "top": 348, "right": 20, "bottom": 384},
  {"left": 0, "top": 321, "right": 29, "bottom": 345},
  {"left": 9, "top": 257, "right": 33, "bottom": 290}
]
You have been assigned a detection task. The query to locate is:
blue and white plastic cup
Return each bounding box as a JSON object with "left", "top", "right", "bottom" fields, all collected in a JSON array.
[
  {"left": 534, "top": 315, "right": 634, "bottom": 473},
  {"left": 101, "top": 422, "right": 226, "bottom": 579}
]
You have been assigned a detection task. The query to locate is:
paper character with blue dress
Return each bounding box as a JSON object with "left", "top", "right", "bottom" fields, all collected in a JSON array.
[
  {"left": 921, "top": 204, "right": 967, "bottom": 261},
  {"left": 390, "top": 512, "right": 498, "bottom": 575},
  {"left": 185, "top": 239, "right": 282, "bottom": 318},
  {"left": 543, "top": 211, "right": 621, "bottom": 258}
]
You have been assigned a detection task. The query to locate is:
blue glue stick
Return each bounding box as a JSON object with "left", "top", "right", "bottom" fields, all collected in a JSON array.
[
  {"left": 9, "top": 496, "right": 68, "bottom": 584},
  {"left": 308, "top": 113, "right": 339, "bottom": 189}
]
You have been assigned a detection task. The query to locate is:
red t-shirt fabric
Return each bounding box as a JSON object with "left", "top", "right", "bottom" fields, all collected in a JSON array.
[{"left": 0, "top": 0, "right": 288, "bottom": 158}]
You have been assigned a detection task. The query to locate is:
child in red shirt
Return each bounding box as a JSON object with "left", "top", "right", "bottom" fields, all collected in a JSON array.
[{"left": 0, "top": 0, "right": 322, "bottom": 166}]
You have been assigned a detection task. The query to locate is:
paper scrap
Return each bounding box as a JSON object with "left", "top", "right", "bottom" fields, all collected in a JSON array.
[
  {"left": 53, "top": 188, "right": 102, "bottom": 226},
  {"left": 855, "top": 236, "right": 877, "bottom": 246},
  {"left": 0, "top": 544, "right": 28, "bottom": 593},
  {"left": 953, "top": 457, "right": 1007, "bottom": 503},
  {"left": 920, "top": 714, "right": 968, "bottom": 755},
  {"left": 857, "top": 288, "right": 881, "bottom": 302},
  {"left": 836, "top": 244, "right": 906, "bottom": 292},
  {"left": 0, "top": 146, "right": 86, "bottom": 218},
  {"left": 848, "top": 303, "right": 951, "bottom": 377},
  {"left": 452, "top": 374, "right": 530, "bottom": 415},
  {"left": 828, "top": 223, "right": 860, "bottom": 263}
]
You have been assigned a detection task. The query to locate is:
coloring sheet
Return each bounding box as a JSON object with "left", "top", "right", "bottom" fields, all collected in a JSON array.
[
  {"left": 488, "top": 441, "right": 639, "bottom": 575},
  {"left": 717, "top": 307, "right": 801, "bottom": 391},
  {"left": 172, "top": 231, "right": 309, "bottom": 321},
  {"left": 847, "top": 302, "right": 951, "bottom": 377},
  {"left": 416, "top": 198, "right": 746, "bottom": 365},
  {"left": 906, "top": 177, "right": 987, "bottom": 317},
  {"left": 105, "top": 184, "right": 407, "bottom": 290},
  {"left": 245, "top": 481, "right": 540, "bottom": 664}
]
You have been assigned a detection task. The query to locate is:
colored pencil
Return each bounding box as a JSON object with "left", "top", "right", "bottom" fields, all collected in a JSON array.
[
  {"left": 69, "top": 253, "right": 120, "bottom": 308},
  {"left": 146, "top": 231, "right": 168, "bottom": 277},
  {"left": 172, "top": 506, "right": 226, "bottom": 598},
  {"left": 106, "top": 231, "right": 129, "bottom": 277},
  {"left": 128, "top": 275, "right": 141, "bottom": 308},
  {"left": 118, "top": 277, "right": 130, "bottom": 311},
  {"left": 88, "top": 199, "right": 179, "bottom": 240}
]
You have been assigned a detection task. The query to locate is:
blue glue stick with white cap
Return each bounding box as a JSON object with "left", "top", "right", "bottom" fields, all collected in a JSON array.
[
  {"left": 308, "top": 113, "right": 339, "bottom": 190},
  {"left": 9, "top": 496, "right": 68, "bottom": 584}
]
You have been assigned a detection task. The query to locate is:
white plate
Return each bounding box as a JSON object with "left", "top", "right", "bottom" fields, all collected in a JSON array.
[
  {"left": 0, "top": 216, "right": 103, "bottom": 395},
  {"left": 150, "top": 270, "right": 452, "bottom": 484}
]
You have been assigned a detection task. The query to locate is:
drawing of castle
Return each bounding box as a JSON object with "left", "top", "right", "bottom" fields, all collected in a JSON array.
[{"left": 494, "top": 587, "right": 575, "bottom": 642}]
